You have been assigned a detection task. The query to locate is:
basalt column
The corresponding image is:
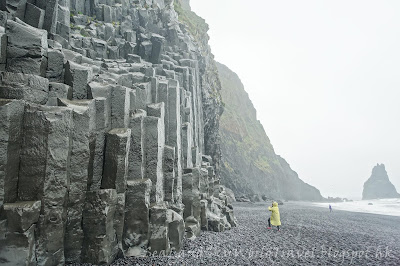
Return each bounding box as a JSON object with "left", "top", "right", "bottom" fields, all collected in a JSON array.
[
  {"left": 144, "top": 103, "right": 165, "bottom": 204},
  {"left": 18, "top": 104, "right": 73, "bottom": 265},
  {"left": 57, "top": 99, "right": 95, "bottom": 263},
  {"left": 0, "top": 99, "right": 24, "bottom": 205}
]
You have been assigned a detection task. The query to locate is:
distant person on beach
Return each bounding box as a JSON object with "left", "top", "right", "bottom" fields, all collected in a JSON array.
[
  {"left": 329, "top": 204, "right": 332, "bottom": 212},
  {"left": 267, "top": 202, "right": 281, "bottom": 231}
]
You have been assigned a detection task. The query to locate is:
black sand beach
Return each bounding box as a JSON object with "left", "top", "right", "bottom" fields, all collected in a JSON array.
[{"left": 113, "top": 202, "right": 400, "bottom": 265}]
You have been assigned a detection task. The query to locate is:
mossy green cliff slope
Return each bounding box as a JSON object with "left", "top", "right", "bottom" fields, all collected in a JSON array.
[{"left": 217, "top": 62, "right": 323, "bottom": 201}]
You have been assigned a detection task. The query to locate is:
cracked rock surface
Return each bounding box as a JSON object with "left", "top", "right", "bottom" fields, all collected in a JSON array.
[{"left": 0, "top": 0, "right": 235, "bottom": 264}]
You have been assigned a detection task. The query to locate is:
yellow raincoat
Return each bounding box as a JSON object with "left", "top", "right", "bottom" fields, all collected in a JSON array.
[{"left": 268, "top": 202, "right": 281, "bottom": 226}]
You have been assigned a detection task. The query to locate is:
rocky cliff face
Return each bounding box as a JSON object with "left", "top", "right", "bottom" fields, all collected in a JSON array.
[
  {"left": 217, "top": 62, "right": 323, "bottom": 201},
  {"left": 174, "top": 0, "right": 223, "bottom": 176},
  {"left": 362, "top": 164, "right": 400, "bottom": 200},
  {"left": 0, "top": 0, "right": 236, "bottom": 264}
]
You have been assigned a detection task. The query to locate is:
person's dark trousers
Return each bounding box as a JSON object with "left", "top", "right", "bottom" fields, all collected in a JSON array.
[{"left": 268, "top": 218, "right": 280, "bottom": 230}]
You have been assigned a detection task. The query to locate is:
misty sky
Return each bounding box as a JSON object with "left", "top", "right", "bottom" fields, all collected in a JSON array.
[{"left": 190, "top": 0, "right": 400, "bottom": 199}]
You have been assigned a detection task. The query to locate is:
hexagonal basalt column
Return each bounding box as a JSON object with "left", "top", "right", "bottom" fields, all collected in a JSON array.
[
  {"left": 82, "top": 189, "right": 118, "bottom": 265},
  {"left": 0, "top": 99, "right": 24, "bottom": 205}
]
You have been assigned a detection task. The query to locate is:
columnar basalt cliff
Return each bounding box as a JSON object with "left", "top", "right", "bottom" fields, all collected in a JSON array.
[
  {"left": 0, "top": 0, "right": 236, "bottom": 264},
  {"left": 362, "top": 164, "right": 400, "bottom": 200},
  {"left": 217, "top": 62, "right": 323, "bottom": 201}
]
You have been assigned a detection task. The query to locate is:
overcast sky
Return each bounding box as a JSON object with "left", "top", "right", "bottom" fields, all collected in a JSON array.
[{"left": 191, "top": 0, "right": 400, "bottom": 199}]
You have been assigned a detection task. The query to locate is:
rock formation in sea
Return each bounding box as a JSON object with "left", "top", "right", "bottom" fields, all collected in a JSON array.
[
  {"left": 217, "top": 62, "right": 323, "bottom": 201},
  {"left": 0, "top": 0, "right": 237, "bottom": 264},
  {"left": 362, "top": 164, "right": 400, "bottom": 200}
]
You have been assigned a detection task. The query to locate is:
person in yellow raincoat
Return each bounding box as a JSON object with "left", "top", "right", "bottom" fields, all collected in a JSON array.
[{"left": 268, "top": 202, "right": 281, "bottom": 231}]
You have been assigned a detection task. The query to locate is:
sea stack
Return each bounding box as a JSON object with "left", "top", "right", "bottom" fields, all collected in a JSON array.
[{"left": 362, "top": 164, "right": 400, "bottom": 200}]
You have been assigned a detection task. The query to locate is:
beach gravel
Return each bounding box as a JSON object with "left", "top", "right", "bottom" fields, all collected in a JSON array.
[{"left": 110, "top": 202, "right": 400, "bottom": 265}]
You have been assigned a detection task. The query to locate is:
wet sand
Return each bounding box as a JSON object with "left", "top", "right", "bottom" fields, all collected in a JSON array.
[{"left": 113, "top": 202, "right": 400, "bottom": 265}]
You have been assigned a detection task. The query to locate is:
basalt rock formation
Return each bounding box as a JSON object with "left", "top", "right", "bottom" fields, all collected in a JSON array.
[
  {"left": 0, "top": 0, "right": 236, "bottom": 264},
  {"left": 362, "top": 164, "right": 400, "bottom": 200},
  {"left": 217, "top": 62, "right": 323, "bottom": 201}
]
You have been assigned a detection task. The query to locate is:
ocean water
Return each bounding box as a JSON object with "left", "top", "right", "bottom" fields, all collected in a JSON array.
[{"left": 313, "top": 198, "right": 400, "bottom": 217}]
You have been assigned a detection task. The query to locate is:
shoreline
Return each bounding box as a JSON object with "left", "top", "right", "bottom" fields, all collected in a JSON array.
[{"left": 292, "top": 198, "right": 400, "bottom": 217}]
